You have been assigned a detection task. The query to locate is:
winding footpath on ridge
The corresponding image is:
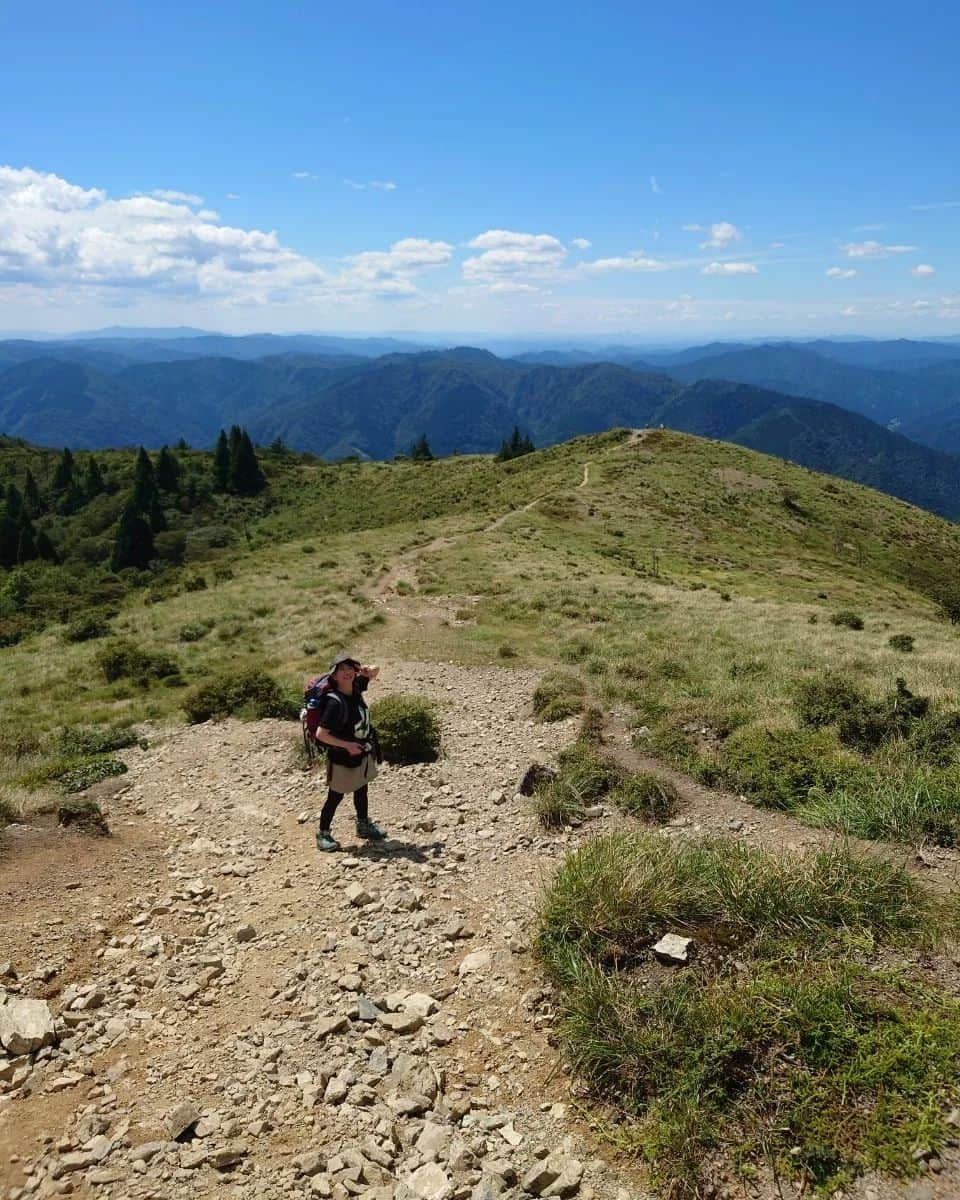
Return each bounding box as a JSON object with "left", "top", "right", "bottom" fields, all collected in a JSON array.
[{"left": 3, "top": 454, "right": 960, "bottom": 1200}]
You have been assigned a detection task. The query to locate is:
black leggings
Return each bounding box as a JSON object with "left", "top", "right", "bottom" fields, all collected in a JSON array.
[{"left": 319, "top": 785, "right": 369, "bottom": 830}]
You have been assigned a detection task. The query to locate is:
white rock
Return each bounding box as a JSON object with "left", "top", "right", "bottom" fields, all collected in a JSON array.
[
  {"left": 408, "top": 1161, "right": 452, "bottom": 1200},
  {"left": 0, "top": 996, "right": 56, "bottom": 1055},
  {"left": 652, "top": 934, "right": 692, "bottom": 964},
  {"left": 458, "top": 950, "right": 492, "bottom": 977}
]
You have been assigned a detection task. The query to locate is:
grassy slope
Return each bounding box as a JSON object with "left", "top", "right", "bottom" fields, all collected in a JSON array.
[{"left": 6, "top": 427, "right": 960, "bottom": 1193}]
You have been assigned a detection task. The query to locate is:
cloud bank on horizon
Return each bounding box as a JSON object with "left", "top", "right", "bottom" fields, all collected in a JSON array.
[{"left": 0, "top": 165, "right": 955, "bottom": 336}]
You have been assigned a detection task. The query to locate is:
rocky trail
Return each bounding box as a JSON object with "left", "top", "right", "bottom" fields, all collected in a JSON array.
[
  {"left": 4, "top": 663, "right": 960, "bottom": 1200},
  {"left": 0, "top": 661, "right": 660, "bottom": 1200},
  {"left": 4, "top": 453, "right": 960, "bottom": 1200}
]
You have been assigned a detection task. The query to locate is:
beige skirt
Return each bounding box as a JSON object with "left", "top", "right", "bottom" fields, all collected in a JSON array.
[{"left": 326, "top": 753, "right": 379, "bottom": 794}]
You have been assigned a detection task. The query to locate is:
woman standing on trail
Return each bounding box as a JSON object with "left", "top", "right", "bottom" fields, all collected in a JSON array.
[{"left": 314, "top": 654, "right": 385, "bottom": 853}]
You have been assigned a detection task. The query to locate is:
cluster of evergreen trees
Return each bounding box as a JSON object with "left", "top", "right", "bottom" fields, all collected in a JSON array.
[
  {"left": 0, "top": 448, "right": 111, "bottom": 569},
  {"left": 212, "top": 427, "right": 267, "bottom": 495},
  {"left": 495, "top": 426, "right": 535, "bottom": 462}
]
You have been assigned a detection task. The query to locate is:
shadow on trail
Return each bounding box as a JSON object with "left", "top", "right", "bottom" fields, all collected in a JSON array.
[{"left": 354, "top": 839, "right": 445, "bottom": 864}]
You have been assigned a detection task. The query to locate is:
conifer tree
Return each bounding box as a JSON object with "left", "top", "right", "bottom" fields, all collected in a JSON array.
[
  {"left": 35, "top": 529, "right": 58, "bottom": 563},
  {"left": 0, "top": 506, "right": 18, "bottom": 569},
  {"left": 212, "top": 429, "right": 230, "bottom": 492},
  {"left": 60, "top": 480, "right": 86, "bottom": 516},
  {"left": 176, "top": 437, "right": 189, "bottom": 452},
  {"left": 52, "top": 447, "right": 75, "bottom": 492},
  {"left": 229, "top": 430, "right": 267, "bottom": 495},
  {"left": 83, "top": 457, "right": 105, "bottom": 501},
  {"left": 410, "top": 434, "right": 434, "bottom": 461},
  {"left": 228, "top": 424, "right": 243, "bottom": 467},
  {"left": 131, "top": 447, "right": 157, "bottom": 511},
  {"left": 111, "top": 500, "right": 155, "bottom": 571},
  {"left": 23, "top": 469, "right": 44, "bottom": 517},
  {"left": 155, "top": 445, "right": 181, "bottom": 492},
  {"left": 16, "top": 520, "right": 36, "bottom": 564},
  {"left": 148, "top": 494, "right": 167, "bottom": 533},
  {"left": 4, "top": 482, "right": 23, "bottom": 522}
]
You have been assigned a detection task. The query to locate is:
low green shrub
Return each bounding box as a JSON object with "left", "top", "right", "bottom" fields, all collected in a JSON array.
[
  {"left": 63, "top": 611, "right": 112, "bottom": 643},
  {"left": 830, "top": 610, "right": 865, "bottom": 630},
  {"left": 534, "top": 779, "right": 583, "bottom": 829},
  {"left": 60, "top": 724, "right": 138, "bottom": 757},
  {"left": 183, "top": 669, "right": 299, "bottom": 724},
  {"left": 908, "top": 712, "right": 960, "bottom": 768},
  {"left": 556, "top": 741, "right": 624, "bottom": 801},
  {"left": 179, "top": 620, "right": 213, "bottom": 642},
  {"left": 58, "top": 757, "right": 128, "bottom": 793},
  {"left": 794, "top": 671, "right": 866, "bottom": 728},
  {"left": 95, "top": 639, "right": 180, "bottom": 684},
  {"left": 533, "top": 671, "right": 587, "bottom": 722},
  {"left": 836, "top": 678, "right": 929, "bottom": 753},
  {"left": 183, "top": 573, "right": 208, "bottom": 592},
  {"left": 800, "top": 770, "right": 960, "bottom": 847},
  {"left": 718, "top": 725, "right": 854, "bottom": 810},
  {"left": 537, "top": 834, "right": 935, "bottom": 973},
  {"left": 552, "top": 958, "right": 960, "bottom": 1198},
  {"left": 609, "top": 772, "right": 680, "bottom": 823},
  {"left": 370, "top": 694, "right": 441, "bottom": 764},
  {"left": 888, "top": 633, "right": 915, "bottom": 652}
]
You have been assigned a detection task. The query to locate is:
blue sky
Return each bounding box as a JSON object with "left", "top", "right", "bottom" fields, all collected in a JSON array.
[{"left": 1, "top": 0, "right": 958, "bottom": 339}]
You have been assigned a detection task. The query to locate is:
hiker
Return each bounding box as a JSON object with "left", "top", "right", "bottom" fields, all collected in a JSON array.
[{"left": 313, "top": 654, "right": 385, "bottom": 852}]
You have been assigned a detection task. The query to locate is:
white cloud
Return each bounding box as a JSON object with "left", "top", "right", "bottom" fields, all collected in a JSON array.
[
  {"left": 840, "top": 240, "right": 917, "bottom": 258},
  {"left": 485, "top": 281, "right": 541, "bottom": 294},
  {"left": 0, "top": 165, "right": 447, "bottom": 307},
  {"left": 841, "top": 305, "right": 857, "bottom": 317},
  {"left": 701, "top": 261, "right": 757, "bottom": 276},
  {"left": 344, "top": 178, "right": 398, "bottom": 191},
  {"left": 347, "top": 238, "right": 453, "bottom": 293},
  {"left": 770, "top": 241, "right": 785, "bottom": 249},
  {"left": 699, "top": 221, "right": 740, "bottom": 249},
  {"left": 910, "top": 200, "right": 960, "bottom": 211},
  {"left": 911, "top": 263, "right": 936, "bottom": 277},
  {"left": 826, "top": 267, "right": 857, "bottom": 279},
  {"left": 571, "top": 237, "right": 591, "bottom": 250},
  {"left": 292, "top": 171, "right": 315, "bottom": 180},
  {"left": 225, "top": 193, "right": 240, "bottom": 200},
  {"left": 650, "top": 175, "right": 662, "bottom": 194},
  {"left": 682, "top": 223, "right": 702, "bottom": 232},
  {"left": 462, "top": 229, "right": 566, "bottom": 281},
  {"left": 583, "top": 253, "right": 668, "bottom": 273},
  {"left": 152, "top": 189, "right": 203, "bottom": 205}
]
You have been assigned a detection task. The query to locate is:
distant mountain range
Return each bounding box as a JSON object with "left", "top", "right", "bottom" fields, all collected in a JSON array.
[{"left": 3, "top": 332, "right": 960, "bottom": 518}]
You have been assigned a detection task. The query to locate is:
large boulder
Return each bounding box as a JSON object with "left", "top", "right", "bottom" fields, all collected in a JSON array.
[{"left": 0, "top": 996, "right": 56, "bottom": 1055}]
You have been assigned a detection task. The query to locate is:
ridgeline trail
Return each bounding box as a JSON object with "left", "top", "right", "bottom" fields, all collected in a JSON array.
[{"left": 3, "top": 455, "right": 960, "bottom": 1200}]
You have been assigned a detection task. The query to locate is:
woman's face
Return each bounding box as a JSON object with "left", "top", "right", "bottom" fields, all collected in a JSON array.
[{"left": 333, "top": 662, "right": 358, "bottom": 688}]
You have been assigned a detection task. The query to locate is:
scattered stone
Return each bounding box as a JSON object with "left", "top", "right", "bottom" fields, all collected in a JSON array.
[
  {"left": 458, "top": 950, "right": 492, "bottom": 977},
  {"left": 652, "top": 933, "right": 693, "bottom": 965},
  {"left": 0, "top": 996, "right": 56, "bottom": 1055},
  {"left": 168, "top": 1101, "right": 201, "bottom": 1140},
  {"left": 235, "top": 923, "right": 257, "bottom": 943},
  {"left": 408, "top": 1161, "right": 452, "bottom": 1200}
]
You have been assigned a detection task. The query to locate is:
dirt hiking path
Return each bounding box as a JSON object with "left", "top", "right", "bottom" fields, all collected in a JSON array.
[
  {"left": 4, "top": 448, "right": 960, "bottom": 1200},
  {"left": 0, "top": 662, "right": 664, "bottom": 1200}
]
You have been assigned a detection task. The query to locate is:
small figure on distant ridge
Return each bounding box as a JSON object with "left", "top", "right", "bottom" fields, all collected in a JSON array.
[{"left": 305, "top": 654, "right": 384, "bottom": 852}]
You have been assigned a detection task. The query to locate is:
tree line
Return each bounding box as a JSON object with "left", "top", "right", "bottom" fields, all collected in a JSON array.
[{"left": 0, "top": 427, "right": 267, "bottom": 572}]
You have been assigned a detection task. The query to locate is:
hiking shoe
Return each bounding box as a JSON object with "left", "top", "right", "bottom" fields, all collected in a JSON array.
[
  {"left": 316, "top": 829, "right": 341, "bottom": 853},
  {"left": 356, "top": 819, "right": 387, "bottom": 841}
]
